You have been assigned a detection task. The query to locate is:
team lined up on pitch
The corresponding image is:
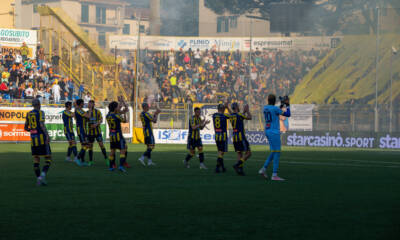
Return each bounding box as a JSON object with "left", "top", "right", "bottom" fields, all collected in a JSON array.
[{"left": 24, "top": 95, "right": 290, "bottom": 186}]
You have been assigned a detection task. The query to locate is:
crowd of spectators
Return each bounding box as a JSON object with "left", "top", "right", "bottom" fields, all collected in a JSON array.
[
  {"left": 1, "top": 42, "right": 327, "bottom": 106},
  {"left": 128, "top": 47, "right": 328, "bottom": 105},
  {"left": 0, "top": 43, "right": 89, "bottom": 104}
]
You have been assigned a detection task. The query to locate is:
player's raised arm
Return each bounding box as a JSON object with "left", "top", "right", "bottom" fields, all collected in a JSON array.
[
  {"left": 225, "top": 102, "right": 232, "bottom": 114},
  {"left": 280, "top": 97, "right": 291, "bottom": 117},
  {"left": 152, "top": 108, "right": 161, "bottom": 123},
  {"left": 243, "top": 104, "right": 252, "bottom": 120},
  {"left": 200, "top": 119, "right": 210, "bottom": 130}
]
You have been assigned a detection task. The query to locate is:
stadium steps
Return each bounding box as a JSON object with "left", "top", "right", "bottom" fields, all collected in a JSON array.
[
  {"left": 291, "top": 34, "right": 400, "bottom": 104},
  {"left": 38, "top": 5, "right": 114, "bottom": 65},
  {"left": 38, "top": 5, "right": 129, "bottom": 101}
]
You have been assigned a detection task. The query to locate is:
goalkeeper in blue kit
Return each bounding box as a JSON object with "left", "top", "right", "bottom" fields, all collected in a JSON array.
[{"left": 258, "top": 94, "right": 291, "bottom": 181}]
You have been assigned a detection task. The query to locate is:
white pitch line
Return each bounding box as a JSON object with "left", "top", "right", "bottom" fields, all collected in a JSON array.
[{"left": 174, "top": 153, "right": 400, "bottom": 169}]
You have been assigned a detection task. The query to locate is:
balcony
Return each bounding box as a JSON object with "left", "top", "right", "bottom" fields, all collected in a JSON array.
[{"left": 80, "top": 17, "right": 122, "bottom": 28}]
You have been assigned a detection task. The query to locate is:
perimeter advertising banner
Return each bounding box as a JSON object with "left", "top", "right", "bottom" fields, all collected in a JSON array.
[
  {"left": 109, "top": 36, "right": 342, "bottom": 51},
  {"left": 0, "top": 124, "right": 31, "bottom": 141},
  {"left": 0, "top": 28, "right": 38, "bottom": 58},
  {"left": 283, "top": 131, "right": 400, "bottom": 149},
  {"left": 0, "top": 107, "right": 108, "bottom": 142}
]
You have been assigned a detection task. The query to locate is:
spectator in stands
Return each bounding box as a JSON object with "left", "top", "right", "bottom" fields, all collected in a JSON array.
[
  {"left": 84, "top": 92, "right": 91, "bottom": 107},
  {"left": 20, "top": 43, "right": 29, "bottom": 62},
  {"left": 51, "top": 51, "right": 60, "bottom": 73},
  {"left": 67, "top": 78, "right": 74, "bottom": 100},
  {"left": 25, "top": 83, "right": 34, "bottom": 99},
  {"left": 52, "top": 79, "right": 61, "bottom": 103}
]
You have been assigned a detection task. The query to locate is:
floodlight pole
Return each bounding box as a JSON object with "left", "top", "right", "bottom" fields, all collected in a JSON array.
[
  {"left": 249, "top": 18, "right": 253, "bottom": 103},
  {"left": 245, "top": 15, "right": 268, "bottom": 104},
  {"left": 374, "top": 7, "right": 380, "bottom": 133},
  {"left": 389, "top": 49, "right": 394, "bottom": 133},
  {"left": 135, "top": 13, "right": 141, "bottom": 126}
]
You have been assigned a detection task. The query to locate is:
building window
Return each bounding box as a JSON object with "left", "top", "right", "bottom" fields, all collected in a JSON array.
[
  {"left": 224, "top": 17, "right": 229, "bottom": 32},
  {"left": 81, "top": 5, "right": 89, "bottom": 23},
  {"left": 123, "top": 24, "right": 130, "bottom": 35},
  {"left": 98, "top": 32, "right": 106, "bottom": 47},
  {"left": 229, "top": 16, "right": 238, "bottom": 28},
  {"left": 96, "top": 6, "right": 106, "bottom": 24},
  {"left": 217, "top": 16, "right": 224, "bottom": 33},
  {"left": 217, "top": 16, "right": 238, "bottom": 33},
  {"left": 139, "top": 25, "right": 145, "bottom": 33},
  {"left": 33, "top": 4, "right": 38, "bottom": 13}
]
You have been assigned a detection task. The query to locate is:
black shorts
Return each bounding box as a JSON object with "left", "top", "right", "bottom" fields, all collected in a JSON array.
[
  {"left": 233, "top": 138, "right": 250, "bottom": 152},
  {"left": 88, "top": 134, "right": 103, "bottom": 143},
  {"left": 32, "top": 144, "right": 51, "bottom": 157},
  {"left": 78, "top": 132, "right": 88, "bottom": 144},
  {"left": 64, "top": 131, "right": 75, "bottom": 141},
  {"left": 144, "top": 134, "right": 155, "bottom": 145},
  {"left": 216, "top": 140, "right": 228, "bottom": 152},
  {"left": 110, "top": 138, "right": 127, "bottom": 150},
  {"left": 187, "top": 138, "right": 203, "bottom": 150}
]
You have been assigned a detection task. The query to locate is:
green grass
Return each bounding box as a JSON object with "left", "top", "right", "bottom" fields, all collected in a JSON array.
[{"left": 0, "top": 143, "right": 399, "bottom": 240}]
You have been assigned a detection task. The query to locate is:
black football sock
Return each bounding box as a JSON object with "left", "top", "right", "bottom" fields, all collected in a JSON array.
[
  {"left": 42, "top": 159, "right": 51, "bottom": 173},
  {"left": 101, "top": 147, "right": 107, "bottom": 159},
  {"left": 89, "top": 150, "right": 93, "bottom": 162},
  {"left": 217, "top": 157, "right": 223, "bottom": 167},
  {"left": 147, "top": 148, "right": 152, "bottom": 159},
  {"left": 120, "top": 154, "right": 126, "bottom": 167},
  {"left": 72, "top": 145, "right": 78, "bottom": 157},
  {"left": 67, "top": 146, "right": 72, "bottom": 157},
  {"left": 185, "top": 153, "right": 193, "bottom": 161},
  {"left": 109, "top": 155, "right": 115, "bottom": 168},
  {"left": 34, "top": 163, "right": 40, "bottom": 177},
  {"left": 199, "top": 153, "right": 205, "bottom": 163}
]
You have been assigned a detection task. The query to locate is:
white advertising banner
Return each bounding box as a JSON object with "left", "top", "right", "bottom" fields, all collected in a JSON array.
[
  {"left": 0, "top": 28, "right": 38, "bottom": 58},
  {"left": 0, "top": 28, "right": 37, "bottom": 45},
  {"left": 109, "top": 36, "right": 138, "bottom": 50},
  {"left": 154, "top": 129, "right": 216, "bottom": 144},
  {"left": 109, "top": 35, "right": 342, "bottom": 51},
  {"left": 288, "top": 104, "right": 314, "bottom": 131}
]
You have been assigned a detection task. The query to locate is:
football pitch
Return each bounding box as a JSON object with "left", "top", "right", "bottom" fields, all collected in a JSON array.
[{"left": 0, "top": 143, "right": 399, "bottom": 240}]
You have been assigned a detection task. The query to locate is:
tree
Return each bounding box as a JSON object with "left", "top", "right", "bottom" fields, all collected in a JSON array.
[
  {"left": 204, "top": 0, "right": 315, "bottom": 19},
  {"left": 204, "top": 0, "right": 399, "bottom": 35}
]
